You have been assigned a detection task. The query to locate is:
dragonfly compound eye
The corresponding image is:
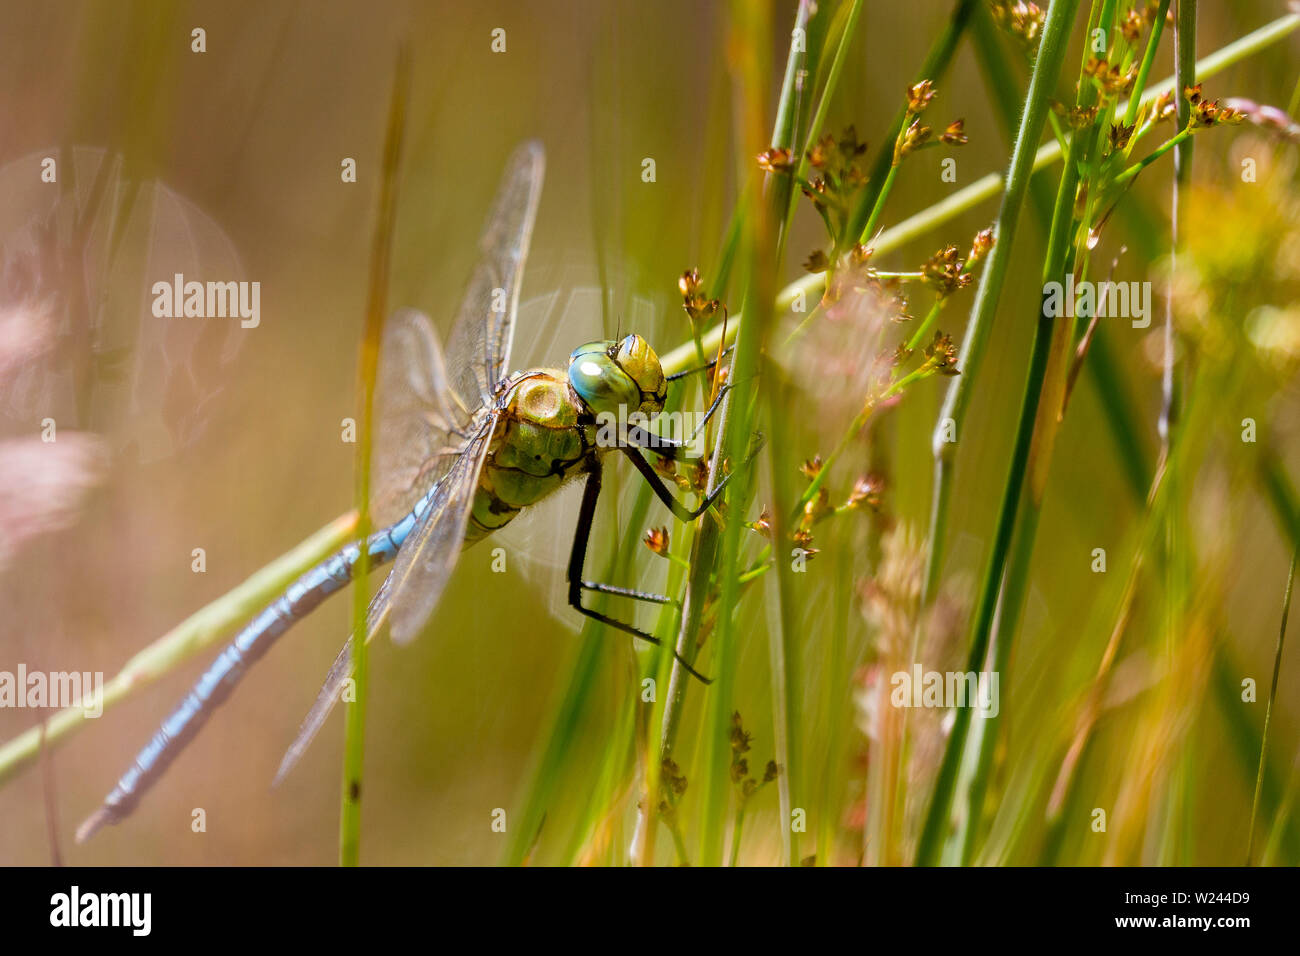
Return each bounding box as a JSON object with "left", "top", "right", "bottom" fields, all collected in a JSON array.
[
  {"left": 613, "top": 334, "right": 666, "bottom": 413},
  {"left": 568, "top": 341, "right": 641, "bottom": 416}
]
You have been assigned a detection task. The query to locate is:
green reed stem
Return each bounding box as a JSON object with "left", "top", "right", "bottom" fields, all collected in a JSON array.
[
  {"left": 339, "top": 48, "right": 407, "bottom": 866},
  {"left": 1248, "top": 544, "right": 1297, "bottom": 864},
  {"left": 913, "top": 0, "right": 1082, "bottom": 866}
]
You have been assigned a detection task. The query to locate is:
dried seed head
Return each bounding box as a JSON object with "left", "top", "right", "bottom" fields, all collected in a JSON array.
[
  {"left": 897, "top": 118, "right": 933, "bottom": 159},
  {"left": 989, "top": 0, "right": 1045, "bottom": 50},
  {"left": 807, "top": 133, "right": 835, "bottom": 169},
  {"left": 922, "top": 330, "right": 960, "bottom": 375},
  {"left": 749, "top": 506, "right": 772, "bottom": 538},
  {"left": 803, "top": 249, "right": 830, "bottom": 274},
  {"left": 968, "top": 227, "right": 995, "bottom": 267},
  {"left": 1053, "top": 100, "right": 1100, "bottom": 129},
  {"left": 1108, "top": 121, "right": 1136, "bottom": 151},
  {"left": 756, "top": 147, "right": 795, "bottom": 174},
  {"left": 907, "top": 80, "right": 937, "bottom": 114},
  {"left": 921, "top": 245, "right": 971, "bottom": 297},
  {"left": 643, "top": 526, "right": 670, "bottom": 556},
  {"left": 940, "top": 119, "right": 968, "bottom": 146},
  {"left": 730, "top": 712, "right": 752, "bottom": 753},
  {"left": 679, "top": 267, "right": 721, "bottom": 324},
  {"left": 800, "top": 455, "right": 824, "bottom": 480},
  {"left": 847, "top": 474, "right": 883, "bottom": 510},
  {"left": 1121, "top": 9, "right": 1143, "bottom": 42},
  {"left": 1086, "top": 57, "right": 1137, "bottom": 96},
  {"left": 1190, "top": 91, "right": 1245, "bottom": 128},
  {"left": 1153, "top": 90, "right": 1177, "bottom": 123}
]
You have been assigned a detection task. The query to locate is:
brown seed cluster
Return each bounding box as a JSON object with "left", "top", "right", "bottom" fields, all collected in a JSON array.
[
  {"left": 988, "top": 0, "right": 1045, "bottom": 53},
  {"left": 679, "top": 268, "right": 720, "bottom": 325},
  {"left": 1185, "top": 85, "right": 1245, "bottom": 129},
  {"left": 1084, "top": 57, "right": 1138, "bottom": 97},
  {"left": 921, "top": 245, "right": 972, "bottom": 298},
  {"left": 894, "top": 80, "right": 966, "bottom": 163},
  {"left": 920, "top": 330, "right": 960, "bottom": 377}
]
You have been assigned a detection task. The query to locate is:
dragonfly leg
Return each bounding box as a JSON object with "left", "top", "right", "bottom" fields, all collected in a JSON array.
[
  {"left": 618, "top": 446, "right": 733, "bottom": 521},
  {"left": 567, "top": 468, "right": 712, "bottom": 684},
  {"left": 624, "top": 384, "right": 730, "bottom": 461},
  {"left": 580, "top": 581, "right": 678, "bottom": 607},
  {"left": 664, "top": 344, "right": 734, "bottom": 382}
]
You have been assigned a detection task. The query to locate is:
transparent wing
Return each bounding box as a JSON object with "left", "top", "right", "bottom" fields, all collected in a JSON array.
[
  {"left": 273, "top": 420, "right": 494, "bottom": 784},
  {"left": 272, "top": 572, "right": 393, "bottom": 787},
  {"left": 371, "top": 307, "right": 473, "bottom": 525},
  {"left": 275, "top": 142, "right": 543, "bottom": 778},
  {"left": 445, "top": 140, "right": 544, "bottom": 409},
  {"left": 385, "top": 421, "right": 494, "bottom": 645}
]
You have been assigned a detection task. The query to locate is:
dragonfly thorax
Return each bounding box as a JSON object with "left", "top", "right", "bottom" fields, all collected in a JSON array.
[{"left": 467, "top": 369, "right": 597, "bottom": 542}]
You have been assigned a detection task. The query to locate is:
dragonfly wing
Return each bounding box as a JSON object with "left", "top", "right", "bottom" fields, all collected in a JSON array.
[
  {"left": 445, "top": 141, "right": 544, "bottom": 409},
  {"left": 371, "top": 307, "right": 472, "bottom": 526},
  {"left": 273, "top": 422, "right": 491, "bottom": 783},
  {"left": 385, "top": 420, "right": 494, "bottom": 645}
]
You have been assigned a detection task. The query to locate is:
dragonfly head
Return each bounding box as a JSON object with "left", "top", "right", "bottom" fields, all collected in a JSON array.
[{"left": 568, "top": 333, "right": 667, "bottom": 418}]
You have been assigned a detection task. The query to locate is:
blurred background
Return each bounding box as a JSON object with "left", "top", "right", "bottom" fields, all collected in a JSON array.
[{"left": 0, "top": 0, "right": 1297, "bottom": 865}]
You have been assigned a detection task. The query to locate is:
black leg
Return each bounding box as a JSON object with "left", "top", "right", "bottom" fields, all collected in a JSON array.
[
  {"left": 624, "top": 385, "right": 730, "bottom": 460},
  {"left": 567, "top": 468, "right": 712, "bottom": 684},
  {"left": 664, "top": 345, "right": 734, "bottom": 382},
  {"left": 619, "top": 446, "right": 733, "bottom": 521},
  {"left": 581, "top": 581, "right": 677, "bottom": 606}
]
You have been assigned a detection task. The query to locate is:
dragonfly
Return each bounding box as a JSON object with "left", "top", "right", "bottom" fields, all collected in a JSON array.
[{"left": 76, "top": 140, "right": 737, "bottom": 842}]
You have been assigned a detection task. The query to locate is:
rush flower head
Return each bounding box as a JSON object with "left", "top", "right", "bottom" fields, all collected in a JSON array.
[
  {"left": 1108, "top": 121, "right": 1136, "bottom": 151},
  {"left": 988, "top": 0, "right": 1045, "bottom": 52},
  {"left": 1121, "top": 8, "right": 1143, "bottom": 42},
  {"left": 968, "top": 227, "right": 995, "bottom": 267},
  {"left": 847, "top": 474, "right": 883, "bottom": 510},
  {"left": 679, "top": 268, "right": 721, "bottom": 324},
  {"left": 1188, "top": 91, "right": 1245, "bottom": 128},
  {"left": 1085, "top": 57, "right": 1137, "bottom": 96},
  {"left": 897, "top": 118, "right": 933, "bottom": 160},
  {"left": 921, "top": 245, "right": 971, "bottom": 297},
  {"left": 757, "top": 147, "right": 794, "bottom": 174},
  {"left": 643, "top": 526, "right": 670, "bottom": 556},
  {"left": 1053, "top": 101, "right": 1099, "bottom": 129},
  {"left": 1152, "top": 90, "right": 1177, "bottom": 123},
  {"left": 921, "top": 330, "right": 960, "bottom": 376},
  {"left": 803, "top": 249, "right": 830, "bottom": 274},
  {"left": 940, "top": 119, "right": 968, "bottom": 146},
  {"left": 907, "top": 80, "right": 936, "bottom": 114}
]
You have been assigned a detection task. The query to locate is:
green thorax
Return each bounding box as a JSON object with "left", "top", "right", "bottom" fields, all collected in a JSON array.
[{"left": 466, "top": 370, "right": 599, "bottom": 542}]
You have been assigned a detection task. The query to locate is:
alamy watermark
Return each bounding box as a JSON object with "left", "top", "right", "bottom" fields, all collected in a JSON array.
[
  {"left": 889, "top": 664, "right": 999, "bottom": 718},
  {"left": 152, "top": 273, "right": 260, "bottom": 328},
  {"left": 1042, "top": 276, "right": 1152, "bottom": 328},
  {"left": 594, "top": 405, "right": 709, "bottom": 458},
  {"left": 0, "top": 665, "right": 104, "bottom": 717}
]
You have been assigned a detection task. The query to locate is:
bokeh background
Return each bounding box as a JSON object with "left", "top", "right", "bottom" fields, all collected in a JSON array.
[{"left": 0, "top": 0, "right": 1297, "bottom": 864}]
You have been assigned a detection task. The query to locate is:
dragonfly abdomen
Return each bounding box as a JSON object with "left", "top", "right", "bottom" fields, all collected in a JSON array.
[{"left": 76, "top": 519, "right": 412, "bottom": 841}]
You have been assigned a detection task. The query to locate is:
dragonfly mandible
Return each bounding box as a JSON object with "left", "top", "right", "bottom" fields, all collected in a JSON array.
[{"left": 76, "top": 141, "right": 735, "bottom": 842}]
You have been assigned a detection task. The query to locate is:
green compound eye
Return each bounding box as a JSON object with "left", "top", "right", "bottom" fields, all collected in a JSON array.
[
  {"left": 568, "top": 341, "right": 640, "bottom": 416},
  {"left": 613, "top": 334, "right": 665, "bottom": 408}
]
